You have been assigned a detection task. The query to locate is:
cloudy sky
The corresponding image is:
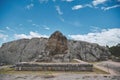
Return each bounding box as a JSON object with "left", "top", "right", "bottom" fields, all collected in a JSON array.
[{"left": 0, "top": 0, "right": 120, "bottom": 47}]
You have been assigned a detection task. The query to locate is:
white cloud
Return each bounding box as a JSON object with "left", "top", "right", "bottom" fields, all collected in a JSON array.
[
  {"left": 92, "top": 0, "right": 107, "bottom": 6},
  {"left": 19, "top": 24, "right": 23, "bottom": 26},
  {"left": 72, "top": 21, "right": 81, "bottom": 27},
  {"left": 72, "top": 4, "right": 92, "bottom": 10},
  {"left": 14, "top": 31, "right": 49, "bottom": 39},
  {"left": 68, "top": 28, "right": 120, "bottom": 47},
  {"left": 90, "top": 26, "right": 101, "bottom": 32},
  {"left": 118, "top": 0, "right": 120, "bottom": 2},
  {"left": 0, "top": 33, "right": 8, "bottom": 41},
  {"left": 32, "top": 24, "right": 39, "bottom": 27},
  {"left": 55, "top": 6, "right": 63, "bottom": 15},
  {"left": 27, "top": 19, "right": 32, "bottom": 22},
  {"left": 84, "top": 4, "right": 93, "bottom": 8},
  {"left": 44, "top": 27, "right": 50, "bottom": 30},
  {"left": 6, "top": 26, "right": 10, "bottom": 30},
  {"left": 101, "top": 5, "right": 120, "bottom": 10},
  {"left": 6, "top": 26, "right": 15, "bottom": 33},
  {"left": 0, "top": 30, "right": 5, "bottom": 33},
  {"left": 52, "top": 0, "right": 56, "bottom": 2},
  {"left": 59, "top": 17, "right": 65, "bottom": 22},
  {"left": 43, "top": 25, "right": 50, "bottom": 30},
  {"left": 39, "top": 0, "right": 48, "bottom": 3},
  {"left": 25, "top": 3, "right": 34, "bottom": 10},
  {"left": 62, "top": 0, "right": 74, "bottom": 2},
  {"left": 72, "top": 5, "right": 83, "bottom": 10}
]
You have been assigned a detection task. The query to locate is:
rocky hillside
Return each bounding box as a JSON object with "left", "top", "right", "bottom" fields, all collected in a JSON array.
[{"left": 0, "top": 31, "right": 111, "bottom": 64}]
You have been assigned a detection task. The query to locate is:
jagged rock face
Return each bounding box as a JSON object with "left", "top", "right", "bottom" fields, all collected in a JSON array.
[
  {"left": 0, "top": 31, "right": 111, "bottom": 64},
  {"left": 0, "top": 38, "right": 48, "bottom": 64},
  {"left": 68, "top": 40, "right": 111, "bottom": 62},
  {"left": 45, "top": 31, "right": 68, "bottom": 56},
  {"left": 0, "top": 39, "right": 29, "bottom": 64}
]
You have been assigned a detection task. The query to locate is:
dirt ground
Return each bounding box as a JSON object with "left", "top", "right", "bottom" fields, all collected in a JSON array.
[
  {"left": 0, "top": 60, "right": 120, "bottom": 80},
  {"left": 0, "top": 73, "right": 120, "bottom": 80}
]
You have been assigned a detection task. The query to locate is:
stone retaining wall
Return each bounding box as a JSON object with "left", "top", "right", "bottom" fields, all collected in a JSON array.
[{"left": 15, "top": 62, "right": 93, "bottom": 71}]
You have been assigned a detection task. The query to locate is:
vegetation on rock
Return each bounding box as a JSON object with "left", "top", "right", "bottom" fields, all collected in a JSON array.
[{"left": 109, "top": 44, "right": 120, "bottom": 58}]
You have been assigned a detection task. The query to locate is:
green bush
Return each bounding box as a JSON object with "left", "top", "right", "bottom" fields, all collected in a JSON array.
[{"left": 109, "top": 44, "right": 120, "bottom": 57}]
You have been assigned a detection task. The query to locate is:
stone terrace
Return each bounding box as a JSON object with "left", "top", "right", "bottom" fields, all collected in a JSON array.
[{"left": 15, "top": 62, "right": 93, "bottom": 71}]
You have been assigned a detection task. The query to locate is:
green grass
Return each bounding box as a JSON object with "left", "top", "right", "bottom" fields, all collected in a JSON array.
[{"left": 0, "top": 67, "right": 14, "bottom": 74}]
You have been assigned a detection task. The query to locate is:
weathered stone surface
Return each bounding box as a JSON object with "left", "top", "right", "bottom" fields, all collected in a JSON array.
[
  {"left": 0, "top": 31, "right": 111, "bottom": 64},
  {"left": 0, "top": 39, "right": 29, "bottom": 64},
  {"left": 0, "top": 38, "right": 48, "bottom": 64},
  {"left": 45, "top": 31, "right": 68, "bottom": 56},
  {"left": 15, "top": 62, "right": 93, "bottom": 71},
  {"left": 68, "top": 40, "right": 111, "bottom": 62},
  {"left": 35, "top": 31, "right": 69, "bottom": 62}
]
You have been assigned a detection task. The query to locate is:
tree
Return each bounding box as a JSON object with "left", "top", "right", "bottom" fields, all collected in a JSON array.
[{"left": 109, "top": 43, "right": 120, "bottom": 57}]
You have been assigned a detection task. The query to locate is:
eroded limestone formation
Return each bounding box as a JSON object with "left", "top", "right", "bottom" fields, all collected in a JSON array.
[
  {"left": 35, "top": 31, "right": 69, "bottom": 62},
  {"left": 0, "top": 31, "right": 111, "bottom": 64},
  {"left": 45, "top": 31, "right": 68, "bottom": 56}
]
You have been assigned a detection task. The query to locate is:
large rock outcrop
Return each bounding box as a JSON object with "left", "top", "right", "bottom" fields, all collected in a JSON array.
[
  {"left": 0, "top": 38, "right": 48, "bottom": 64},
  {"left": 0, "top": 31, "right": 111, "bottom": 64},
  {"left": 68, "top": 40, "right": 110, "bottom": 62},
  {"left": 45, "top": 31, "right": 68, "bottom": 56},
  {"left": 35, "top": 31, "right": 69, "bottom": 62}
]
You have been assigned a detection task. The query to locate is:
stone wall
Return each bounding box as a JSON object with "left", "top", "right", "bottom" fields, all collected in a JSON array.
[{"left": 15, "top": 62, "right": 93, "bottom": 71}]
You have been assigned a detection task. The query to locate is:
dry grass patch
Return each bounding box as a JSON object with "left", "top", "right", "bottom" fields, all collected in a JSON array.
[
  {"left": 0, "top": 65, "right": 109, "bottom": 75},
  {"left": 93, "top": 67, "right": 109, "bottom": 74}
]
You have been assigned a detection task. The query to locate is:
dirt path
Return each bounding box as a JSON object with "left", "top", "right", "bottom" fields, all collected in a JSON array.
[
  {"left": 0, "top": 60, "right": 120, "bottom": 80},
  {"left": 94, "top": 64, "right": 117, "bottom": 75},
  {"left": 0, "top": 73, "right": 120, "bottom": 80},
  {"left": 94, "top": 60, "right": 120, "bottom": 75}
]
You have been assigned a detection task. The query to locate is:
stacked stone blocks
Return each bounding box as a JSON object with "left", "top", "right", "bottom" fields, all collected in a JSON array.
[{"left": 15, "top": 62, "right": 93, "bottom": 71}]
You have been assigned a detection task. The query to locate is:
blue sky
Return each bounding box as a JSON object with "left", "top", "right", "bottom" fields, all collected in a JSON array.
[{"left": 0, "top": 0, "right": 120, "bottom": 46}]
